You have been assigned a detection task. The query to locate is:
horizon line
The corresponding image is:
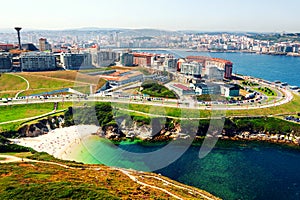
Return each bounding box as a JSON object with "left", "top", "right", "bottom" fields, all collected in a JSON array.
[{"left": 0, "top": 27, "right": 298, "bottom": 34}]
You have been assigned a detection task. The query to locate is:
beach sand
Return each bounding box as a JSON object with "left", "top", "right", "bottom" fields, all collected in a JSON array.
[{"left": 11, "top": 125, "right": 99, "bottom": 161}]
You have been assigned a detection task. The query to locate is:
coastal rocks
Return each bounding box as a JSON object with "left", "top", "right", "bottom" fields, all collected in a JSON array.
[
  {"left": 17, "top": 116, "right": 64, "bottom": 137},
  {"left": 18, "top": 124, "right": 48, "bottom": 137},
  {"left": 227, "top": 131, "right": 300, "bottom": 146},
  {"left": 101, "top": 126, "right": 126, "bottom": 139},
  {"left": 96, "top": 117, "right": 182, "bottom": 141}
]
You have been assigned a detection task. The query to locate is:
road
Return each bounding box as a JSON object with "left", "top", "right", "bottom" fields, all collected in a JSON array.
[{"left": 0, "top": 87, "right": 294, "bottom": 112}]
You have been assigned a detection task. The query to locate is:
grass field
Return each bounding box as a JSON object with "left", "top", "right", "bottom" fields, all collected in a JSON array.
[
  {"left": 226, "top": 94, "right": 300, "bottom": 117},
  {"left": 0, "top": 152, "right": 215, "bottom": 199},
  {"left": 0, "top": 74, "right": 27, "bottom": 98},
  {"left": 0, "top": 71, "right": 107, "bottom": 98},
  {"left": 0, "top": 91, "right": 299, "bottom": 133},
  {"left": 0, "top": 74, "right": 27, "bottom": 91},
  {"left": 24, "top": 71, "right": 103, "bottom": 85},
  {"left": 0, "top": 91, "right": 19, "bottom": 98},
  {"left": 0, "top": 102, "right": 75, "bottom": 133},
  {"left": 79, "top": 67, "right": 112, "bottom": 73},
  {"left": 114, "top": 94, "right": 300, "bottom": 118},
  {"left": 0, "top": 102, "right": 72, "bottom": 124},
  {"left": 20, "top": 73, "right": 81, "bottom": 89}
]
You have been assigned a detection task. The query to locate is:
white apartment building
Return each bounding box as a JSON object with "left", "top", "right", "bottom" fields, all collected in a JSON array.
[
  {"left": 180, "top": 61, "right": 202, "bottom": 77},
  {"left": 20, "top": 52, "right": 56, "bottom": 71}
]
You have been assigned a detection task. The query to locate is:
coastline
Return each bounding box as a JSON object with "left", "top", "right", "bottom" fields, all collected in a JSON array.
[
  {"left": 10, "top": 125, "right": 99, "bottom": 161},
  {"left": 11, "top": 124, "right": 300, "bottom": 166}
]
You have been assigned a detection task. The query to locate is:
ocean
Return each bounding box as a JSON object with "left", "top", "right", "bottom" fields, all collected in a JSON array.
[
  {"left": 70, "top": 137, "right": 300, "bottom": 200},
  {"left": 69, "top": 51, "right": 300, "bottom": 199},
  {"left": 136, "top": 50, "right": 300, "bottom": 86}
]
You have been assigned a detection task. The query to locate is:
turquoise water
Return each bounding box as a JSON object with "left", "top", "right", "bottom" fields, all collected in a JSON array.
[
  {"left": 136, "top": 50, "right": 300, "bottom": 86},
  {"left": 73, "top": 137, "right": 300, "bottom": 200},
  {"left": 71, "top": 51, "right": 300, "bottom": 199}
]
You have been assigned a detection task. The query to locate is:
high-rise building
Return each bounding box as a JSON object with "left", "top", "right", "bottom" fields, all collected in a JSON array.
[
  {"left": 224, "top": 63, "right": 233, "bottom": 79},
  {"left": 60, "top": 53, "right": 92, "bottom": 70},
  {"left": 39, "top": 38, "right": 52, "bottom": 52},
  {"left": 205, "top": 65, "right": 225, "bottom": 81},
  {"left": 180, "top": 62, "right": 202, "bottom": 78},
  {"left": 133, "top": 53, "right": 152, "bottom": 67},
  {"left": 164, "top": 58, "right": 178, "bottom": 69},
  {"left": 20, "top": 52, "right": 56, "bottom": 71},
  {"left": 0, "top": 53, "right": 12, "bottom": 72},
  {"left": 97, "top": 51, "right": 117, "bottom": 67},
  {"left": 121, "top": 53, "right": 134, "bottom": 66}
]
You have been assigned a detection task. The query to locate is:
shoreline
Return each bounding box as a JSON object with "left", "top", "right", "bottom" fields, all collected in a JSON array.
[
  {"left": 10, "top": 125, "right": 99, "bottom": 161},
  {"left": 10, "top": 125, "right": 300, "bottom": 165}
]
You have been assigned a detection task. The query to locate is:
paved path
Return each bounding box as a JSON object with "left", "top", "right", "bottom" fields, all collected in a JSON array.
[
  {"left": 9, "top": 74, "right": 30, "bottom": 98},
  {"left": 118, "top": 168, "right": 183, "bottom": 200}
]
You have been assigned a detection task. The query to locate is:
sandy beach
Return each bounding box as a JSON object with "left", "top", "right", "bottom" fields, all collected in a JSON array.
[{"left": 10, "top": 125, "right": 99, "bottom": 160}]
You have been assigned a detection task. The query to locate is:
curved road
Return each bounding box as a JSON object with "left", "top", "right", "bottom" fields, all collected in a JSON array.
[{"left": 0, "top": 87, "right": 294, "bottom": 111}]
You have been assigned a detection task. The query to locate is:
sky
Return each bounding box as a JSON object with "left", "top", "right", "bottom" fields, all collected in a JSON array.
[{"left": 2, "top": 0, "right": 300, "bottom": 32}]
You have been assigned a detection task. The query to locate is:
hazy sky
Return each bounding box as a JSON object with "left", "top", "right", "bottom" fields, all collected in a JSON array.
[{"left": 2, "top": 0, "right": 300, "bottom": 32}]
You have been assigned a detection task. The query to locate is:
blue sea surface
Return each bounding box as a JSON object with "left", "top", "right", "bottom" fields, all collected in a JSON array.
[
  {"left": 76, "top": 137, "right": 300, "bottom": 200},
  {"left": 75, "top": 51, "right": 300, "bottom": 199},
  {"left": 136, "top": 50, "right": 300, "bottom": 86}
]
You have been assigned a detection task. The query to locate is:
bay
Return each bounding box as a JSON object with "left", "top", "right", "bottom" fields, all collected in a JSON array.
[
  {"left": 71, "top": 137, "right": 300, "bottom": 200},
  {"left": 136, "top": 50, "right": 300, "bottom": 86},
  {"left": 70, "top": 51, "right": 300, "bottom": 199}
]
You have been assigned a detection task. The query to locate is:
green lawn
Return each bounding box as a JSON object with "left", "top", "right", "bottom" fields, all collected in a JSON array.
[
  {"left": 141, "top": 82, "right": 177, "bottom": 99},
  {"left": 255, "top": 86, "right": 277, "bottom": 97},
  {"left": 114, "top": 94, "right": 300, "bottom": 118},
  {"left": 0, "top": 102, "right": 72, "bottom": 124},
  {"left": 0, "top": 91, "right": 19, "bottom": 98},
  {"left": 0, "top": 74, "right": 27, "bottom": 92},
  {"left": 0, "top": 103, "right": 54, "bottom": 123},
  {"left": 226, "top": 94, "right": 300, "bottom": 117},
  {"left": 20, "top": 74, "right": 77, "bottom": 90},
  {"left": 0, "top": 74, "right": 27, "bottom": 98}
]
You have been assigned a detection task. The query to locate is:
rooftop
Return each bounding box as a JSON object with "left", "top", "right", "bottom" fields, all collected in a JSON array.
[{"left": 172, "top": 84, "right": 193, "bottom": 91}]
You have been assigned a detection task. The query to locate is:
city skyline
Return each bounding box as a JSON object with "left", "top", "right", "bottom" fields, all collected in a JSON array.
[{"left": 1, "top": 0, "right": 300, "bottom": 33}]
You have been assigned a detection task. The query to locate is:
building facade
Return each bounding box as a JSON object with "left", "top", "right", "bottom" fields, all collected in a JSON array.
[
  {"left": 121, "top": 53, "right": 134, "bottom": 66},
  {"left": 0, "top": 53, "right": 12, "bottom": 72},
  {"left": 205, "top": 65, "right": 225, "bottom": 81},
  {"left": 39, "top": 38, "right": 52, "bottom": 52},
  {"left": 191, "top": 83, "right": 221, "bottom": 95},
  {"left": 97, "top": 51, "right": 117, "bottom": 67},
  {"left": 170, "top": 84, "right": 195, "bottom": 96},
  {"left": 186, "top": 56, "right": 233, "bottom": 79},
  {"left": 180, "top": 62, "right": 202, "bottom": 78},
  {"left": 60, "top": 53, "right": 92, "bottom": 70},
  {"left": 220, "top": 84, "right": 240, "bottom": 97},
  {"left": 164, "top": 58, "right": 178, "bottom": 70},
  {"left": 133, "top": 53, "right": 152, "bottom": 67},
  {"left": 20, "top": 52, "right": 56, "bottom": 71}
]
